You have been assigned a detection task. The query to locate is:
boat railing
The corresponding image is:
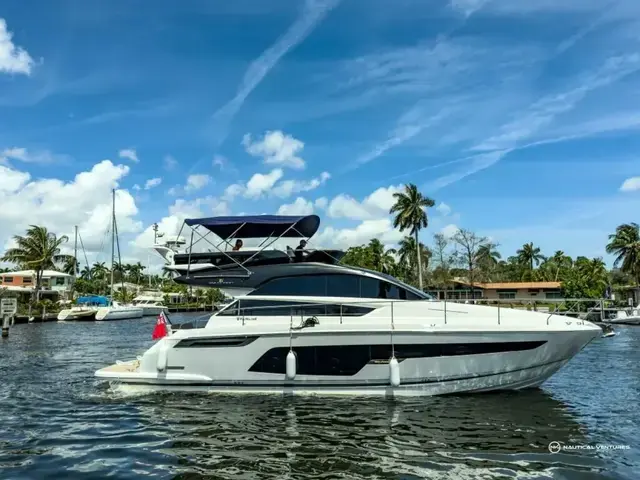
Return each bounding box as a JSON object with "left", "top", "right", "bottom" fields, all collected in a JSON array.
[
  {"left": 222, "top": 296, "right": 599, "bottom": 328},
  {"left": 173, "top": 296, "right": 607, "bottom": 331}
]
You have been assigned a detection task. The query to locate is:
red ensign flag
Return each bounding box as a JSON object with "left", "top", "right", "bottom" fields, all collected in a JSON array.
[{"left": 152, "top": 311, "right": 169, "bottom": 340}]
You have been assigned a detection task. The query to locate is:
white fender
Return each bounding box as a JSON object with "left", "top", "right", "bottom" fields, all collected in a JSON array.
[
  {"left": 389, "top": 356, "right": 400, "bottom": 387},
  {"left": 286, "top": 350, "right": 297, "bottom": 380},
  {"left": 156, "top": 342, "right": 168, "bottom": 372}
]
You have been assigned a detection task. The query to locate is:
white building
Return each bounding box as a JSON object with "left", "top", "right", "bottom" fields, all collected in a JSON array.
[{"left": 0, "top": 270, "right": 75, "bottom": 298}]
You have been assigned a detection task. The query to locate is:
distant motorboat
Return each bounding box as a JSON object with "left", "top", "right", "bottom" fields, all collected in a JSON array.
[
  {"left": 95, "top": 301, "right": 144, "bottom": 321},
  {"left": 607, "top": 306, "right": 640, "bottom": 326},
  {"left": 131, "top": 291, "right": 168, "bottom": 316}
]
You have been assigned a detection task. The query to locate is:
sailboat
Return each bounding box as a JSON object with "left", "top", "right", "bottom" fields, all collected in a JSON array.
[{"left": 95, "top": 189, "right": 144, "bottom": 321}]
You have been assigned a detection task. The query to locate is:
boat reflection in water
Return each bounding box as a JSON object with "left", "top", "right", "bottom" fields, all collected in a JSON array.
[{"left": 125, "top": 390, "right": 607, "bottom": 479}]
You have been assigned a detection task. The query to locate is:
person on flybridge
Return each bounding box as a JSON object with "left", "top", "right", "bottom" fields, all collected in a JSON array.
[{"left": 294, "top": 239, "right": 307, "bottom": 262}]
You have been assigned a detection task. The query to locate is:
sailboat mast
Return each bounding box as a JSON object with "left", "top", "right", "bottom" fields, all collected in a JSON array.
[
  {"left": 73, "top": 225, "right": 78, "bottom": 279},
  {"left": 110, "top": 189, "right": 115, "bottom": 305}
]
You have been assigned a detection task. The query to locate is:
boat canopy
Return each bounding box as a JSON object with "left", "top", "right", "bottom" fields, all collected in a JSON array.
[
  {"left": 77, "top": 295, "right": 109, "bottom": 306},
  {"left": 184, "top": 215, "right": 320, "bottom": 239}
]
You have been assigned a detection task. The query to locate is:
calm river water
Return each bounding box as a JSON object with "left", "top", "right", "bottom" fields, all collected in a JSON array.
[{"left": 0, "top": 315, "right": 638, "bottom": 479}]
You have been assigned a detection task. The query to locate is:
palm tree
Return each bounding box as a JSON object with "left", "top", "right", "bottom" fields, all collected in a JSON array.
[
  {"left": 389, "top": 183, "right": 435, "bottom": 290},
  {"left": 475, "top": 242, "right": 501, "bottom": 281},
  {"left": 1, "top": 225, "right": 72, "bottom": 300},
  {"left": 80, "top": 266, "right": 92, "bottom": 279},
  {"left": 397, "top": 236, "right": 431, "bottom": 283},
  {"left": 516, "top": 242, "right": 545, "bottom": 271},
  {"left": 606, "top": 223, "right": 640, "bottom": 289},
  {"left": 549, "top": 250, "right": 572, "bottom": 281},
  {"left": 91, "top": 262, "right": 109, "bottom": 280},
  {"left": 580, "top": 258, "right": 609, "bottom": 296},
  {"left": 128, "top": 262, "right": 145, "bottom": 284},
  {"left": 366, "top": 239, "right": 397, "bottom": 275},
  {"left": 61, "top": 256, "right": 79, "bottom": 275}
]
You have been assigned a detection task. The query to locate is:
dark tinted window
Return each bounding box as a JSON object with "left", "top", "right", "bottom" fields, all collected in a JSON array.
[
  {"left": 218, "top": 300, "right": 372, "bottom": 317},
  {"left": 250, "top": 341, "right": 547, "bottom": 376},
  {"left": 252, "top": 273, "right": 424, "bottom": 300},
  {"left": 253, "top": 276, "right": 328, "bottom": 296},
  {"left": 217, "top": 301, "right": 239, "bottom": 316},
  {"left": 326, "top": 274, "right": 361, "bottom": 297},
  {"left": 360, "top": 277, "right": 381, "bottom": 298},
  {"left": 325, "top": 304, "right": 374, "bottom": 316}
]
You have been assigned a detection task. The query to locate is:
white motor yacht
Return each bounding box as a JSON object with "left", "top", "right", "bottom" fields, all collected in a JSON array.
[
  {"left": 95, "top": 301, "right": 144, "bottom": 321},
  {"left": 132, "top": 291, "right": 168, "bottom": 316},
  {"left": 96, "top": 215, "right": 601, "bottom": 396},
  {"left": 606, "top": 303, "right": 640, "bottom": 325}
]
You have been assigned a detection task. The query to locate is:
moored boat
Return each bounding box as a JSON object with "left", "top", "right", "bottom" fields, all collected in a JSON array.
[{"left": 96, "top": 215, "right": 601, "bottom": 396}]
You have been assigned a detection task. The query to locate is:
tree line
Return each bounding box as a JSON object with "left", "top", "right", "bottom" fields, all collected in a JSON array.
[
  {"left": 344, "top": 184, "right": 640, "bottom": 300},
  {"left": 1, "top": 187, "right": 639, "bottom": 302}
]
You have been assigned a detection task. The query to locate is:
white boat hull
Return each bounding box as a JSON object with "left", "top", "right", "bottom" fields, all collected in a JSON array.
[
  {"left": 139, "top": 305, "right": 168, "bottom": 316},
  {"left": 96, "top": 308, "right": 600, "bottom": 397},
  {"left": 57, "top": 307, "right": 98, "bottom": 321},
  {"left": 608, "top": 316, "right": 640, "bottom": 325},
  {"left": 95, "top": 306, "right": 144, "bottom": 321}
]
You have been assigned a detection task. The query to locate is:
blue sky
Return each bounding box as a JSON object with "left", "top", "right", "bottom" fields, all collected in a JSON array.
[{"left": 1, "top": 0, "right": 640, "bottom": 269}]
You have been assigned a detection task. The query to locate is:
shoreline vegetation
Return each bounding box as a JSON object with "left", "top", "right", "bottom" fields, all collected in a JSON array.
[{"left": 1, "top": 183, "right": 639, "bottom": 314}]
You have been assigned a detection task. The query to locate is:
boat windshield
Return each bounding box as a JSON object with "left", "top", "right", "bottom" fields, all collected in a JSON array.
[{"left": 349, "top": 267, "right": 433, "bottom": 300}]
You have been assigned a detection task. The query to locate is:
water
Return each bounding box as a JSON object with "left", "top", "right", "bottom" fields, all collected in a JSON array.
[{"left": 0, "top": 316, "right": 638, "bottom": 480}]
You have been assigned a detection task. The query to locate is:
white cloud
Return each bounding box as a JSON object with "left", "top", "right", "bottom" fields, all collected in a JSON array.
[
  {"left": 315, "top": 219, "right": 403, "bottom": 250},
  {"left": 425, "top": 150, "right": 509, "bottom": 192},
  {"left": 277, "top": 197, "right": 314, "bottom": 215},
  {"left": 185, "top": 174, "right": 211, "bottom": 193},
  {"left": 133, "top": 184, "right": 141, "bottom": 191},
  {"left": 620, "top": 176, "right": 640, "bottom": 192},
  {"left": 243, "top": 130, "right": 306, "bottom": 169},
  {"left": 244, "top": 168, "right": 284, "bottom": 198},
  {"left": 0, "top": 147, "right": 70, "bottom": 165},
  {"left": 0, "top": 160, "right": 142, "bottom": 256},
  {"left": 118, "top": 148, "right": 139, "bottom": 163},
  {"left": 164, "top": 155, "right": 178, "bottom": 170},
  {"left": 272, "top": 171, "right": 330, "bottom": 198},
  {"left": 131, "top": 196, "right": 229, "bottom": 253},
  {"left": 144, "top": 177, "right": 162, "bottom": 190},
  {"left": 315, "top": 197, "right": 328, "bottom": 209},
  {"left": 327, "top": 185, "right": 401, "bottom": 220},
  {"left": 211, "top": 0, "right": 340, "bottom": 141},
  {"left": 441, "top": 224, "right": 460, "bottom": 238},
  {"left": 473, "top": 54, "right": 640, "bottom": 153},
  {"left": 436, "top": 202, "right": 452, "bottom": 215},
  {"left": 0, "top": 18, "right": 34, "bottom": 75},
  {"left": 223, "top": 183, "right": 245, "bottom": 201}
]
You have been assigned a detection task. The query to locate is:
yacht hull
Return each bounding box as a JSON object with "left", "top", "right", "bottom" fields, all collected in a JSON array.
[
  {"left": 95, "top": 307, "right": 144, "bottom": 321},
  {"left": 96, "top": 326, "right": 599, "bottom": 396},
  {"left": 139, "top": 305, "right": 168, "bottom": 316},
  {"left": 57, "top": 307, "right": 97, "bottom": 321}
]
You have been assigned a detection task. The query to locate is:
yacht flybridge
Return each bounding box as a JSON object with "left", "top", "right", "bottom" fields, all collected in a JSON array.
[{"left": 96, "top": 215, "right": 601, "bottom": 396}]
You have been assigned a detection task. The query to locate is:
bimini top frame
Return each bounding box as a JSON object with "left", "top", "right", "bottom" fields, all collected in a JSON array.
[{"left": 176, "top": 214, "right": 322, "bottom": 277}]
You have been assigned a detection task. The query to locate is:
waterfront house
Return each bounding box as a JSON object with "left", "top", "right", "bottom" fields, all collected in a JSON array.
[
  {"left": 428, "top": 279, "right": 563, "bottom": 301},
  {"left": 0, "top": 270, "right": 75, "bottom": 300}
]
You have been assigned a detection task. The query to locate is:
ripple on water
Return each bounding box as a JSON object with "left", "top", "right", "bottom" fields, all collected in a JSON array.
[{"left": 0, "top": 319, "right": 638, "bottom": 479}]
